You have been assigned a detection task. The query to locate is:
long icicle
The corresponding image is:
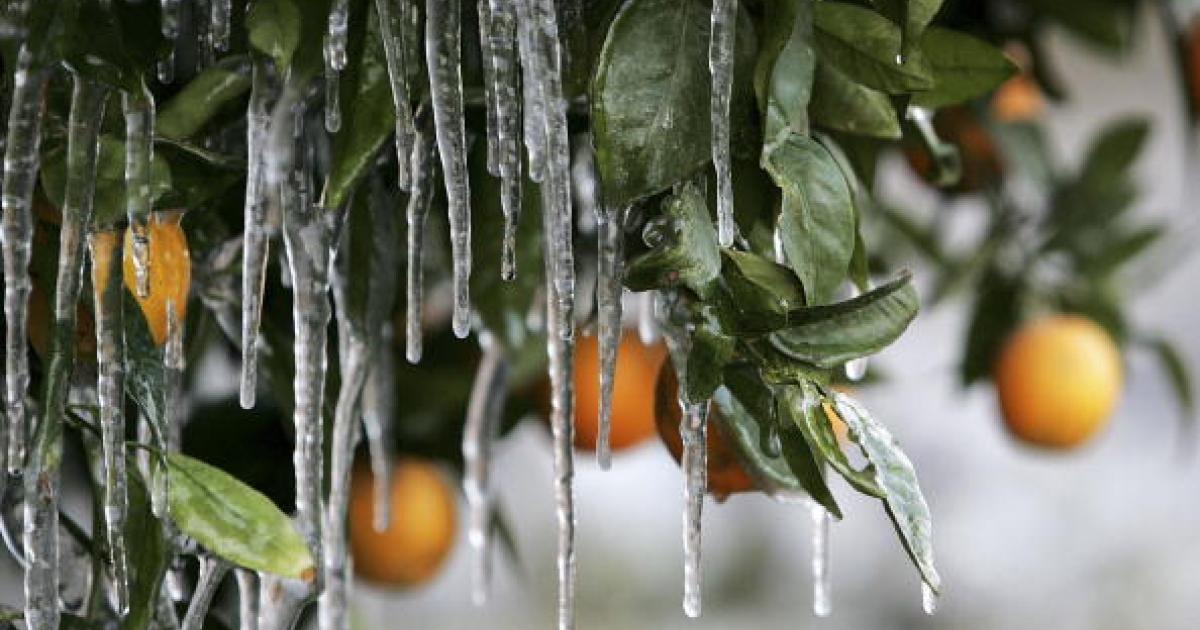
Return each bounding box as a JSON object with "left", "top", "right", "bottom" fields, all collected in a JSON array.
[
  {"left": 211, "top": 0, "right": 232, "bottom": 52},
  {"left": 463, "top": 336, "right": 510, "bottom": 605},
  {"left": 122, "top": 84, "right": 155, "bottom": 299},
  {"left": 543, "top": 177, "right": 577, "bottom": 630},
  {"left": 240, "top": 57, "right": 278, "bottom": 409},
  {"left": 487, "top": 0, "right": 523, "bottom": 280},
  {"left": 361, "top": 177, "right": 400, "bottom": 530},
  {"left": 181, "top": 555, "right": 231, "bottom": 630},
  {"left": 319, "top": 336, "right": 368, "bottom": 630},
  {"left": 24, "top": 73, "right": 107, "bottom": 630},
  {"left": 518, "top": 0, "right": 575, "bottom": 339},
  {"left": 709, "top": 0, "right": 737, "bottom": 246},
  {"left": 478, "top": 0, "right": 501, "bottom": 176},
  {"left": 515, "top": 1, "right": 546, "bottom": 183},
  {"left": 425, "top": 0, "right": 473, "bottom": 338},
  {"left": 375, "top": 0, "right": 416, "bottom": 190},
  {"left": 810, "top": 500, "right": 831, "bottom": 617},
  {"left": 91, "top": 230, "right": 130, "bottom": 614},
  {"left": 594, "top": 205, "right": 626, "bottom": 470},
  {"left": 405, "top": 105, "right": 437, "bottom": 364},
  {"left": 2, "top": 47, "right": 47, "bottom": 475}
]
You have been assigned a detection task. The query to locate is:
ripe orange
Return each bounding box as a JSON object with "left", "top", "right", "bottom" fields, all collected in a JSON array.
[
  {"left": 1187, "top": 17, "right": 1200, "bottom": 115},
  {"left": 123, "top": 211, "right": 191, "bottom": 346},
  {"left": 349, "top": 459, "right": 458, "bottom": 587},
  {"left": 993, "top": 315, "right": 1123, "bottom": 449},
  {"left": 991, "top": 73, "right": 1045, "bottom": 122},
  {"left": 654, "top": 360, "right": 756, "bottom": 501},
  {"left": 571, "top": 331, "right": 667, "bottom": 452}
]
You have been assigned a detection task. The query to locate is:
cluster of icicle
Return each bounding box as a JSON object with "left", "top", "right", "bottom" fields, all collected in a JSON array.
[{"left": 0, "top": 0, "right": 871, "bottom": 628}]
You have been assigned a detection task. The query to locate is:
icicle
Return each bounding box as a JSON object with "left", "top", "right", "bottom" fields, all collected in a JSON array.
[
  {"left": 164, "top": 297, "right": 185, "bottom": 443},
  {"left": 157, "top": 50, "right": 176, "bottom": 85},
  {"left": 319, "top": 333, "right": 368, "bottom": 630},
  {"left": 542, "top": 171, "right": 577, "bottom": 629},
  {"left": 425, "top": 0, "right": 473, "bottom": 338},
  {"left": 2, "top": 46, "right": 46, "bottom": 475},
  {"left": 122, "top": 85, "right": 156, "bottom": 299},
  {"left": 161, "top": 0, "right": 180, "bottom": 38},
  {"left": 844, "top": 287, "right": 868, "bottom": 381},
  {"left": 211, "top": 0, "right": 232, "bottom": 51},
  {"left": 256, "top": 572, "right": 309, "bottom": 630},
  {"left": 181, "top": 556, "right": 231, "bottom": 630},
  {"left": 405, "top": 106, "right": 437, "bottom": 363},
  {"left": 327, "top": 0, "right": 351, "bottom": 71},
  {"left": 595, "top": 205, "right": 626, "bottom": 470},
  {"left": 810, "top": 501, "right": 832, "bottom": 617},
  {"left": 91, "top": 231, "right": 130, "bottom": 614},
  {"left": 921, "top": 581, "right": 938, "bottom": 615},
  {"left": 241, "top": 58, "right": 278, "bottom": 410},
  {"left": 324, "top": 60, "right": 341, "bottom": 133},
  {"left": 515, "top": 3, "right": 546, "bottom": 183},
  {"left": 478, "top": 0, "right": 501, "bottom": 175},
  {"left": 679, "top": 400, "right": 708, "bottom": 618},
  {"left": 488, "top": 0, "right": 523, "bottom": 280},
  {"left": 361, "top": 178, "right": 400, "bottom": 530},
  {"left": 709, "top": 0, "right": 737, "bottom": 247},
  {"left": 462, "top": 336, "right": 510, "bottom": 605},
  {"left": 375, "top": 0, "right": 416, "bottom": 190},
  {"left": 516, "top": 0, "right": 575, "bottom": 338},
  {"left": 236, "top": 569, "right": 260, "bottom": 630}
]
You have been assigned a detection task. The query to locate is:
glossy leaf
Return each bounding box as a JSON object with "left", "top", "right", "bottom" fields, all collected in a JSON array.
[
  {"left": 592, "top": 0, "right": 757, "bottom": 207},
  {"left": 717, "top": 249, "right": 805, "bottom": 333},
  {"left": 813, "top": 2, "right": 934, "bottom": 94},
  {"left": 763, "top": 133, "right": 856, "bottom": 305},
  {"left": 912, "top": 27, "right": 1017, "bottom": 108},
  {"left": 869, "top": 0, "right": 944, "bottom": 55},
  {"left": 624, "top": 182, "right": 721, "bottom": 295},
  {"left": 157, "top": 64, "right": 252, "bottom": 141},
  {"left": 832, "top": 392, "right": 940, "bottom": 592},
  {"left": 165, "top": 452, "right": 316, "bottom": 580},
  {"left": 770, "top": 272, "right": 919, "bottom": 367},
  {"left": 755, "top": 0, "right": 815, "bottom": 139},
  {"left": 810, "top": 61, "right": 901, "bottom": 139}
]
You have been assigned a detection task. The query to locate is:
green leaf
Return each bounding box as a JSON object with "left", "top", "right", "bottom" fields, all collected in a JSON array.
[
  {"left": 813, "top": 2, "right": 934, "bottom": 94},
  {"left": 720, "top": 367, "right": 842, "bottom": 515},
  {"left": 717, "top": 250, "right": 805, "bottom": 333},
  {"left": 247, "top": 0, "right": 301, "bottom": 73},
  {"left": 1023, "top": 0, "right": 1136, "bottom": 52},
  {"left": 763, "top": 133, "right": 856, "bottom": 304},
  {"left": 592, "top": 0, "right": 757, "bottom": 207},
  {"left": 770, "top": 272, "right": 919, "bottom": 367},
  {"left": 832, "top": 392, "right": 940, "bottom": 592},
  {"left": 1079, "top": 116, "right": 1150, "bottom": 186},
  {"left": 1144, "top": 337, "right": 1195, "bottom": 420},
  {"left": 157, "top": 65, "right": 252, "bottom": 141},
  {"left": 624, "top": 181, "right": 722, "bottom": 295},
  {"left": 165, "top": 452, "right": 316, "bottom": 580},
  {"left": 61, "top": 0, "right": 164, "bottom": 92},
  {"left": 321, "top": 2, "right": 394, "bottom": 210},
  {"left": 869, "top": 0, "right": 944, "bottom": 55},
  {"left": 153, "top": 139, "right": 244, "bottom": 212},
  {"left": 755, "top": 0, "right": 815, "bottom": 139},
  {"left": 121, "top": 465, "right": 169, "bottom": 630},
  {"left": 682, "top": 324, "right": 737, "bottom": 403},
  {"left": 960, "top": 268, "right": 1023, "bottom": 385},
  {"left": 810, "top": 61, "right": 901, "bottom": 139},
  {"left": 779, "top": 382, "right": 884, "bottom": 497},
  {"left": 911, "top": 27, "right": 1017, "bottom": 108}
]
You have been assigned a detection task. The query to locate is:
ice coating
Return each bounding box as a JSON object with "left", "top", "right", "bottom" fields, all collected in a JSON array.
[
  {"left": 375, "top": 0, "right": 416, "bottom": 190},
  {"left": 810, "top": 501, "right": 831, "bottom": 617},
  {"left": 122, "top": 86, "right": 156, "bottom": 299},
  {"left": 463, "top": 337, "right": 510, "bottom": 605},
  {"left": 181, "top": 556, "right": 231, "bottom": 630},
  {"left": 595, "top": 206, "right": 626, "bottom": 469},
  {"left": 405, "top": 106, "right": 437, "bottom": 363},
  {"left": 709, "top": 0, "right": 737, "bottom": 246}
]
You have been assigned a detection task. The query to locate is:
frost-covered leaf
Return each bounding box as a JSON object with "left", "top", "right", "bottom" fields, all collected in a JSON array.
[
  {"left": 165, "top": 453, "right": 315, "bottom": 580},
  {"left": 763, "top": 133, "right": 856, "bottom": 305},
  {"left": 813, "top": 2, "right": 934, "bottom": 94},
  {"left": 780, "top": 383, "right": 884, "bottom": 498},
  {"left": 717, "top": 250, "right": 805, "bottom": 333},
  {"left": 592, "top": 0, "right": 757, "bottom": 207},
  {"left": 770, "top": 272, "right": 919, "bottom": 367},
  {"left": 682, "top": 324, "right": 736, "bottom": 403},
  {"left": 40, "top": 136, "right": 172, "bottom": 228},
  {"left": 832, "top": 393, "right": 940, "bottom": 592},
  {"left": 157, "top": 64, "right": 252, "bottom": 141},
  {"left": 912, "top": 28, "right": 1017, "bottom": 108}
]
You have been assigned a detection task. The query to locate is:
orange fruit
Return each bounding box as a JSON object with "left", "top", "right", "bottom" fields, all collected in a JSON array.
[
  {"left": 994, "top": 315, "right": 1123, "bottom": 449},
  {"left": 349, "top": 459, "right": 458, "bottom": 587},
  {"left": 1187, "top": 17, "right": 1200, "bottom": 115},
  {"left": 572, "top": 332, "right": 667, "bottom": 452},
  {"left": 903, "top": 106, "right": 1003, "bottom": 193},
  {"left": 991, "top": 73, "right": 1045, "bottom": 122},
  {"left": 123, "top": 211, "right": 190, "bottom": 346},
  {"left": 654, "top": 360, "right": 756, "bottom": 501}
]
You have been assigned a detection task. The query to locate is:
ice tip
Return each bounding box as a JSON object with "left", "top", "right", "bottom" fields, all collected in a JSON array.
[{"left": 921, "top": 581, "right": 939, "bottom": 615}]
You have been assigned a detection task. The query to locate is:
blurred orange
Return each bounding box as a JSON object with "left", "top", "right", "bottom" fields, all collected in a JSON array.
[
  {"left": 992, "top": 74, "right": 1045, "bottom": 122},
  {"left": 654, "top": 360, "right": 757, "bottom": 501},
  {"left": 123, "top": 211, "right": 190, "bottom": 346},
  {"left": 570, "top": 331, "right": 666, "bottom": 453},
  {"left": 349, "top": 459, "right": 458, "bottom": 587},
  {"left": 994, "top": 315, "right": 1122, "bottom": 449},
  {"left": 904, "top": 106, "right": 1004, "bottom": 193}
]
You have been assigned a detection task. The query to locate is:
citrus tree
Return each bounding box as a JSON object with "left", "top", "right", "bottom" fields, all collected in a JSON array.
[{"left": 0, "top": 0, "right": 1035, "bottom": 628}]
